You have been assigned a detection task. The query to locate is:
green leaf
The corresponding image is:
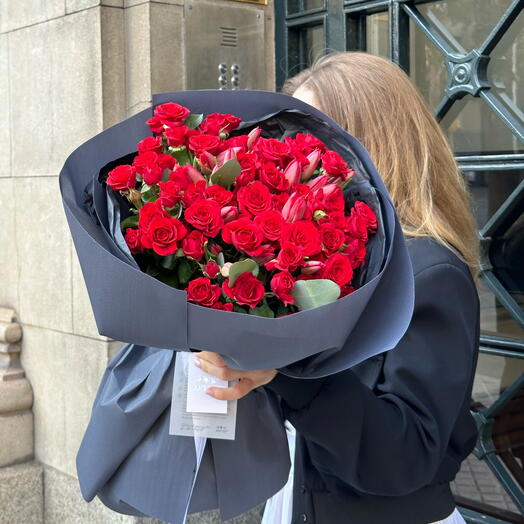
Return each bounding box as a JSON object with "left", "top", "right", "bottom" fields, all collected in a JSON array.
[
  {"left": 161, "top": 168, "right": 171, "bottom": 182},
  {"left": 177, "top": 259, "right": 193, "bottom": 285},
  {"left": 228, "top": 259, "right": 259, "bottom": 286},
  {"left": 291, "top": 279, "right": 341, "bottom": 311},
  {"left": 249, "top": 300, "right": 275, "bottom": 318},
  {"left": 210, "top": 158, "right": 242, "bottom": 188},
  {"left": 140, "top": 183, "right": 151, "bottom": 194},
  {"left": 160, "top": 254, "right": 177, "bottom": 270},
  {"left": 141, "top": 186, "right": 157, "bottom": 202},
  {"left": 169, "top": 147, "right": 192, "bottom": 166},
  {"left": 156, "top": 271, "right": 179, "bottom": 288},
  {"left": 184, "top": 113, "right": 204, "bottom": 130},
  {"left": 120, "top": 215, "right": 139, "bottom": 229}
]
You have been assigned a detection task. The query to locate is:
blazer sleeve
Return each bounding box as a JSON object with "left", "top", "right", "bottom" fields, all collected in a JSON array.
[{"left": 265, "top": 262, "right": 479, "bottom": 496}]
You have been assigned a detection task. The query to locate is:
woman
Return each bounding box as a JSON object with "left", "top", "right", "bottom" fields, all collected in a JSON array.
[{"left": 195, "top": 52, "right": 480, "bottom": 524}]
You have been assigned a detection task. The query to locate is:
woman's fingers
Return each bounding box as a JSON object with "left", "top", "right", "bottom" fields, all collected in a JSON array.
[
  {"left": 197, "top": 351, "right": 226, "bottom": 367},
  {"left": 207, "top": 379, "right": 254, "bottom": 401},
  {"left": 194, "top": 355, "right": 242, "bottom": 381}
]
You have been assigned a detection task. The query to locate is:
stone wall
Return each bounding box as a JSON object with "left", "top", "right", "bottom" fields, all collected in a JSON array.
[{"left": 0, "top": 1, "right": 275, "bottom": 522}]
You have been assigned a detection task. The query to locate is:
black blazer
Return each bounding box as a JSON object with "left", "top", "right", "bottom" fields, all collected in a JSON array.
[{"left": 266, "top": 236, "right": 480, "bottom": 524}]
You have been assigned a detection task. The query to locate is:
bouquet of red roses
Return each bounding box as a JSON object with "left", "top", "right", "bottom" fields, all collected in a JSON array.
[{"left": 106, "top": 102, "right": 377, "bottom": 318}]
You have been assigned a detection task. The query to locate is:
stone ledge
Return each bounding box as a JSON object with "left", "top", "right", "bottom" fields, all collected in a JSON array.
[{"left": 0, "top": 461, "right": 44, "bottom": 524}]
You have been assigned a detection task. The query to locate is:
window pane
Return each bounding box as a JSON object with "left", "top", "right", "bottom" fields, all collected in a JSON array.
[
  {"left": 409, "top": 19, "right": 447, "bottom": 110},
  {"left": 304, "top": 0, "right": 325, "bottom": 10},
  {"left": 287, "top": 0, "right": 300, "bottom": 14},
  {"left": 366, "top": 12, "right": 389, "bottom": 59},
  {"left": 417, "top": 0, "right": 513, "bottom": 52},
  {"left": 467, "top": 170, "right": 524, "bottom": 228},
  {"left": 305, "top": 24, "right": 325, "bottom": 66},
  {"left": 440, "top": 95, "right": 524, "bottom": 155},
  {"left": 488, "top": 11, "right": 524, "bottom": 121}
]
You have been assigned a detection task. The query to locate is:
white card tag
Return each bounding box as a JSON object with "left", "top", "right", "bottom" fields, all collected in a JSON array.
[
  {"left": 186, "top": 355, "right": 228, "bottom": 414},
  {"left": 169, "top": 351, "right": 237, "bottom": 440}
]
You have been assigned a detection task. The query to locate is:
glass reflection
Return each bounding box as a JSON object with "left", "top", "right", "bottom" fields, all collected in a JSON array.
[
  {"left": 366, "top": 12, "right": 389, "bottom": 59},
  {"left": 441, "top": 96, "right": 524, "bottom": 154},
  {"left": 417, "top": 0, "right": 513, "bottom": 53}
]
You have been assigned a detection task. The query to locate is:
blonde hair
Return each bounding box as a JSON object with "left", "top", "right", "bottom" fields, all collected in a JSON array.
[{"left": 284, "top": 51, "right": 479, "bottom": 279}]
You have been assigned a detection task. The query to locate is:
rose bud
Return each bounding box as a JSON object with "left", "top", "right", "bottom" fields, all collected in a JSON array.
[
  {"left": 283, "top": 159, "right": 301, "bottom": 187},
  {"left": 186, "top": 164, "right": 206, "bottom": 183},
  {"left": 210, "top": 244, "right": 222, "bottom": 256},
  {"left": 282, "top": 192, "right": 307, "bottom": 222},
  {"left": 204, "top": 260, "right": 220, "bottom": 279},
  {"left": 221, "top": 205, "right": 239, "bottom": 223},
  {"left": 216, "top": 147, "right": 242, "bottom": 166},
  {"left": 301, "top": 260, "right": 324, "bottom": 275},
  {"left": 247, "top": 127, "right": 261, "bottom": 151},
  {"left": 307, "top": 173, "right": 330, "bottom": 191},
  {"left": 316, "top": 183, "right": 339, "bottom": 198},
  {"left": 301, "top": 149, "right": 321, "bottom": 181}
]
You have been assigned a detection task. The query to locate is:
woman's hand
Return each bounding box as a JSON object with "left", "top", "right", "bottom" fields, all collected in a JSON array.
[{"left": 195, "top": 351, "right": 277, "bottom": 401}]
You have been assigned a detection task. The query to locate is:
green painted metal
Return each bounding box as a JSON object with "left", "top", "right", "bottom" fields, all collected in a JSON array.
[{"left": 276, "top": 0, "right": 524, "bottom": 518}]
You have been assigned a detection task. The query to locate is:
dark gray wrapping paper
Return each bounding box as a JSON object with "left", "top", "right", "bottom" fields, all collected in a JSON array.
[{"left": 59, "top": 90, "right": 415, "bottom": 522}]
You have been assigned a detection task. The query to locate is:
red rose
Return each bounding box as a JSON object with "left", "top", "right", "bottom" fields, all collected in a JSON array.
[
  {"left": 204, "top": 260, "right": 220, "bottom": 279},
  {"left": 259, "top": 163, "right": 289, "bottom": 192},
  {"left": 236, "top": 152, "right": 258, "bottom": 186},
  {"left": 237, "top": 181, "right": 273, "bottom": 216},
  {"left": 266, "top": 241, "right": 304, "bottom": 271},
  {"left": 157, "top": 153, "right": 177, "bottom": 171},
  {"left": 352, "top": 201, "right": 377, "bottom": 230},
  {"left": 319, "top": 223, "right": 345, "bottom": 254},
  {"left": 141, "top": 216, "right": 187, "bottom": 256},
  {"left": 137, "top": 136, "right": 163, "bottom": 154},
  {"left": 188, "top": 134, "right": 222, "bottom": 155},
  {"left": 211, "top": 301, "right": 234, "bottom": 311},
  {"left": 321, "top": 150, "right": 350, "bottom": 179},
  {"left": 164, "top": 125, "right": 200, "bottom": 148},
  {"left": 138, "top": 201, "right": 169, "bottom": 229},
  {"left": 222, "top": 217, "right": 264, "bottom": 255},
  {"left": 222, "top": 272, "right": 264, "bottom": 309},
  {"left": 133, "top": 152, "right": 163, "bottom": 185},
  {"left": 169, "top": 165, "right": 193, "bottom": 189},
  {"left": 270, "top": 271, "right": 295, "bottom": 306},
  {"left": 272, "top": 192, "right": 290, "bottom": 212},
  {"left": 321, "top": 252, "right": 353, "bottom": 286},
  {"left": 205, "top": 185, "right": 233, "bottom": 206},
  {"left": 181, "top": 230, "right": 206, "bottom": 260},
  {"left": 146, "top": 116, "right": 163, "bottom": 134},
  {"left": 182, "top": 180, "right": 207, "bottom": 208},
  {"left": 187, "top": 277, "right": 221, "bottom": 307},
  {"left": 254, "top": 210, "right": 284, "bottom": 241},
  {"left": 154, "top": 102, "right": 191, "bottom": 127},
  {"left": 316, "top": 183, "right": 345, "bottom": 214},
  {"left": 185, "top": 198, "right": 224, "bottom": 237},
  {"left": 224, "top": 135, "right": 248, "bottom": 150},
  {"left": 158, "top": 180, "right": 182, "bottom": 208},
  {"left": 342, "top": 237, "right": 367, "bottom": 268},
  {"left": 253, "top": 138, "right": 292, "bottom": 168},
  {"left": 286, "top": 133, "right": 327, "bottom": 154},
  {"left": 200, "top": 113, "right": 242, "bottom": 135},
  {"left": 106, "top": 165, "right": 136, "bottom": 190},
  {"left": 124, "top": 228, "right": 142, "bottom": 254},
  {"left": 221, "top": 205, "right": 239, "bottom": 223},
  {"left": 281, "top": 221, "right": 321, "bottom": 256}
]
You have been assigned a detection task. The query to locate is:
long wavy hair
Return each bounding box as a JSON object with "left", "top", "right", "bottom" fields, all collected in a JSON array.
[{"left": 283, "top": 51, "right": 479, "bottom": 278}]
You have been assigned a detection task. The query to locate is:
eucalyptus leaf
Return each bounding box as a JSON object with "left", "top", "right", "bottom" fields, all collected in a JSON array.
[
  {"left": 141, "top": 187, "right": 157, "bottom": 203},
  {"left": 184, "top": 113, "right": 204, "bottom": 130},
  {"left": 291, "top": 279, "right": 341, "bottom": 311},
  {"left": 228, "top": 259, "right": 259, "bottom": 286},
  {"left": 140, "top": 183, "right": 151, "bottom": 194},
  {"left": 177, "top": 259, "right": 193, "bottom": 285},
  {"left": 210, "top": 158, "right": 241, "bottom": 188},
  {"left": 120, "top": 215, "right": 139, "bottom": 229}
]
